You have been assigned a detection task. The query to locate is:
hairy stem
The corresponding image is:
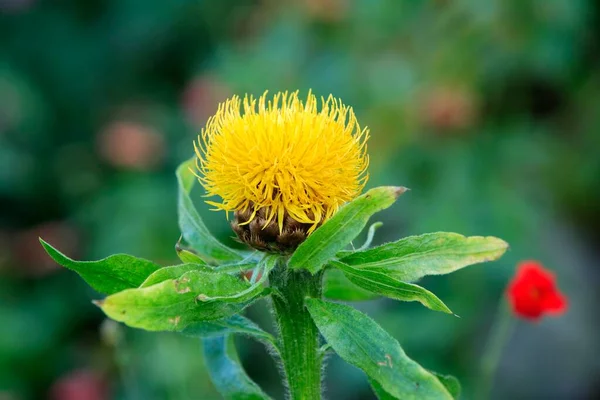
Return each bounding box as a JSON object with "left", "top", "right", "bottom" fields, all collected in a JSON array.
[
  {"left": 477, "top": 300, "right": 515, "bottom": 399},
  {"left": 270, "top": 261, "right": 323, "bottom": 400}
]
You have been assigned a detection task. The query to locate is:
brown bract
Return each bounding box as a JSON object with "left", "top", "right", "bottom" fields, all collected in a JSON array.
[{"left": 232, "top": 205, "right": 321, "bottom": 254}]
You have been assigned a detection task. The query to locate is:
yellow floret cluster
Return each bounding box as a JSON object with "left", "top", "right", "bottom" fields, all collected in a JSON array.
[{"left": 195, "top": 90, "right": 369, "bottom": 233}]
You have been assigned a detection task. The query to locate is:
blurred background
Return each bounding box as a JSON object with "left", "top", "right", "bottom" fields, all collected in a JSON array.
[{"left": 1, "top": 0, "right": 599, "bottom": 399}]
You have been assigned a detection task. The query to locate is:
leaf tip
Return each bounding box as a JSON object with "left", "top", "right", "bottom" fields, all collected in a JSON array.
[
  {"left": 490, "top": 236, "right": 509, "bottom": 248},
  {"left": 175, "top": 236, "right": 183, "bottom": 252},
  {"left": 92, "top": 299, "right": 105, "bottom": 307},
  {"left": 38, "top": 238, "right": 61, "bottom": 263},
  {"left": 393, "top": 186, "right": 409, "bottom": 198},
  {"left": 487, "top": 237, "right": 510, "bottom": 259},
  {"left": 39, "top": 237, "right": 51, "bottom": 249}
]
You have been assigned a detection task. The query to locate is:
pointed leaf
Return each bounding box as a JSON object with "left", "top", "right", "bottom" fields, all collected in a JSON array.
[
  {"left": 430, "top": 372, "right": 461, "bottom": 399},
  {"left": 98, "top": 270, "right": 263, "bottom": 331},
  {"left": 175, "top": 240, "right": 209, "bottom": 265},
  {"left": 140, "top": 263, "right": 212, "bottom": 288},
  {"left": 40, "top": 239, "right": 160, "bottom": 295},
  {"left": 213, "top": 252, "right": 262, "bottom": 274},
  {"left": 330, "top": 261, "right": 452, "bottom": 314},
  {"left": 289, "top": 186, "right": 407, "bottom": 274},
  {"left": 177, "top": 158, "right": 242, "bottom": 264},
  {"left": 198, "top": 255, "right": 277, "bottom": 303},
  {"left": 216, "top": 261, "right": 258, "bottom": 274},
  {"left": 324, "top": 269, "right": 380, "bottom": 301},
  {"left": 182, "top": 315, "right": 277, "bottom": 349},
  {"left": 368, "top": 378, "right": 398, "bottom": 400},
  {"left": 305, "top": 299, "right": 453, "bottom": 400},
  {"left": 358, "top": 221, "right": 384, "bottom": 251},
  {"left": 340, "top": 232, "right": 508, "bottom": 282},
  {"left": 203, "top": 336, "right": 272, "bottom": 400},
  {"left": 370, "top": 374, "right": 459, "bottom": 400}
]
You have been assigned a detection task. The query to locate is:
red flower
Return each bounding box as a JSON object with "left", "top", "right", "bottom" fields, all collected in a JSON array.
[{"left": 506, "top": 261, "right": 568, "bottom": 321}]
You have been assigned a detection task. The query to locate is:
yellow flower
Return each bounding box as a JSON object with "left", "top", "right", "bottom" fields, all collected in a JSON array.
[{"left": 194, "top": 91, "right": 369, "bottom": 250}]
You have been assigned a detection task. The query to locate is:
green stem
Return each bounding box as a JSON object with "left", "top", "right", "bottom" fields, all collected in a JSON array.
[
  {"left": 476, "top": 300, "right": 516, "bottom": 400},
  {"left": 270, "top": 261, "right": 323, "bottom": 400}
]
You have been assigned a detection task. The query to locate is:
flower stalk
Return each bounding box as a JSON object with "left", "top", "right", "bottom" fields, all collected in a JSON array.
[
  {"left": 477, "top": 261, "right": 569, "bottom": 399},
  {"left": 270, "top": 260, "right": 324, "bottom": 399},
  {"left": 477, "top": 300, "right": 515, "bottom": 400}
]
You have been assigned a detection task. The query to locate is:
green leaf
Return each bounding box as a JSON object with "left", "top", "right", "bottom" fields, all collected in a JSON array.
[
  {"left": 98, "top": 270, "right": 263, "bottom": 331},
  {"left": 182, "top": 315, "right": 277, "bottom": 349},
  {"left": 197, "top": 255, "right": 277, "bottom": 303},
  {"left": 203, "top": 336, "right": 272, "bottom": 400},
  {"left": 140, "top": 263, "right": 212, "bottom": 288},
  {"left": 368, "top": 377, "right": 398, "bottom": 400},
  {"left": 305, "top": 299, "right": 453, "bottom": 400},
  {"left": 358, "top": 221, "right": 384, "bottom": 251},
  {"left": 289, "top": 187, "right": 407, "bottom": 274},
  {"left": 370, "top": 374, "right": 460, "bottom": 400},
  {"left": 175, "top": 239, "right": 209, "bottom": 265},
  {"left": 329, "top": 261, "right": 452, "bottom": 314},
  {"left": 177, "top": 158, "right": 242, "bottom": 264},
  {"left": 430, "top": 372, "right": 461, "bottom": 399},
  {"left": 323, "top": 269, "right": 380, "bottom": 301},
  {"left": 40, "top": 239, "right": 160, "bottom": 295},
  {"left": 213, "top": 252, "right": 262, "bottom": 274},
  {"left": 215, "top": 261, "right": 257, "bottom": 274},
  {"left": 340, "top": 232, "right": 508, "bottom": 282},
  {"left": 370, "top": 373, "right": 460, "bottom": 400}
]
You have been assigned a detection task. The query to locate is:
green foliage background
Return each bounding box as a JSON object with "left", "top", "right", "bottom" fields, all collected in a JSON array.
[{"left": 1, "top": 0, "right": 599, "bottom": 399}]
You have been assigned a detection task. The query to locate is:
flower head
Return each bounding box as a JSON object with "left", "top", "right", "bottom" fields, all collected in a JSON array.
[
  {"left": 506, "top": 261, "right": 568, "bottom": 321},
  {"left": 194, "top": 91, "right": 369, "bottom": 252}
]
